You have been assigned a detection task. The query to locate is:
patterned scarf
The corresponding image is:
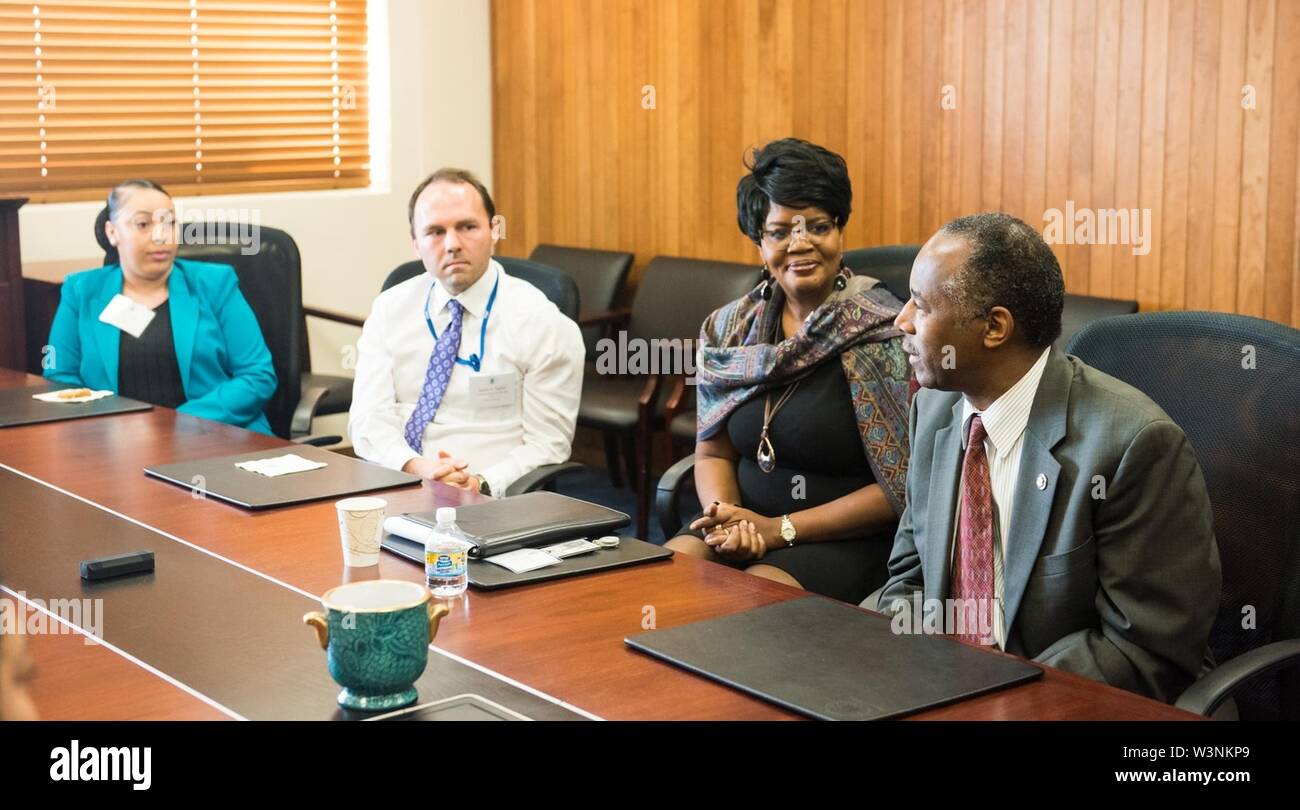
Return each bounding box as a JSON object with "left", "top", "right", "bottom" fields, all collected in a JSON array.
[{"left": 695, "top": 272, "right": 914, "bottom": 515}]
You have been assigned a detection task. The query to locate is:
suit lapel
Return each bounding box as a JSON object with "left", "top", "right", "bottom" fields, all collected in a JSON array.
[
  {"left": 1001, "top": 349, "right": 1071, "bottom": 639},
  {"left": 168, "top": 262, "right": 197, "bottom": 394},
  {"left": 924, "top": 397, "right": 966, "bottom": 602},
  {"left": 88, "top": 268, "right": 123, "bottom": 391}
]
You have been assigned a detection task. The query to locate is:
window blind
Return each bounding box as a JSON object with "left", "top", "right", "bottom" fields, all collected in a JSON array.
[{"left": 0, "top": 0, "right": 370, "bottom": 202}]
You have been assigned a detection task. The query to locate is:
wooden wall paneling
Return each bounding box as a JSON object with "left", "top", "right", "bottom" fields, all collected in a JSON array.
[
  {"left": 1111, "top": 0, "right": 1145, "bottom": 304},
  {"left": 1068, "top": 0, "right": 1097, "bottom": 294},
  {"left": 1137, "top": 0, "right": 1169, "bottom": 314},
  {"left": 959, "top": 0, "right": 987, "bottom": 218},
  {"left": 490, "top": 0, "right": 1300, "bottom": 327},
  {"left": 1236, "top": 0, "right": 1275, "bottom": 319},
  {"left": 1160, "top": 0, "right": 1195, "bottom": 314},
  {"left": 882, "top": 0, "right": 904, "bottom": 242},
  {"left": 1210, "top": 0, "right": 1248, "bottom": 313},
  {"left": 899, "top": 0, "right": 924, "bottom": 241},
  {"left": 1000, "top": 0, "right": 1029, "bottom": 227},
  {"left": 940, "top": 0, "right": 964, "bottom": 230},
  {"left": 1264, "top": 0, "right": 1299, "bottom": 325},
  {"left": 1090, "top": 0, "right": 1120, "bottom": 299},
  {"left": 1022, "top": 0, "right": 1052, "bottom": 261},
  {"left": 1045, "top": 0, "right": 1074, "bottom": 274},
  {"left": 1184, "top": 0, "right": 1221, "bottom": 312}
]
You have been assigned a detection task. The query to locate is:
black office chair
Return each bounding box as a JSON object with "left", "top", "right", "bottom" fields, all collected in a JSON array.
[
  {"left": 1057, "top": 293, "right": 1139, "bottom": 347},
  {"left": 300, "top": 331, "right": 355, "bottom": 419},
  {"left": 528, "top": 244, "right": 634, "bottom": 358},
  {"left": 581, "top": 255, "right": 761, "bottom": 539},
  {"left": 842, "top": 243, "right": 1139, "bottom": 349},
  {"left": 358, "top": 256, "right": 583, "bottom": 496},
  {"left": 94, "top": 209, "right": 336, "bottom": 443},
  {"left": 1068, "top": 311, "right": 1300, "bottom": 719},
  {"left": 841, "top": 244, "right": 916, "bottom": 301}
]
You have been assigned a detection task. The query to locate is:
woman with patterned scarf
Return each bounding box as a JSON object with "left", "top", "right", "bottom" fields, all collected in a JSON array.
[{"left": 665, "top": 139, "right": 914, "bottom": 604}]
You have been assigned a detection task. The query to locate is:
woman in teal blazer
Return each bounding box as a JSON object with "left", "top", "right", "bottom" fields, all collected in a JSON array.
[{"left": 44, "top": 179, "right": 277, "bottom": 435}]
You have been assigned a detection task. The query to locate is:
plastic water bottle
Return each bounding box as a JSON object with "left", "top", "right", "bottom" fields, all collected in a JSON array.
[{"left": 425, "top": 507, "right": 470, "bottom": 597}]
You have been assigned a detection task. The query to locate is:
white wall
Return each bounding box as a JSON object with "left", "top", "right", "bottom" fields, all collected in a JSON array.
[{"left": 17, "top": 0, "right": 495, "bottom": 438}]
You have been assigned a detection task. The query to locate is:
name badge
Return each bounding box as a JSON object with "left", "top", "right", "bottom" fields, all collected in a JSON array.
[
  {"left": 468, "top": 371, "right": 519, "bottom": 414},
  {"left": 98, "top": 294, "right": 156, "bottom": 339}
]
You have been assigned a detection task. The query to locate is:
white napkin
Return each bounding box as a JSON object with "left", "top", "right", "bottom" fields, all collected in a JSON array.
[
  {"left": 32, "top": 389, "right": 114, "bottom": 403},
  {"left": 484, "top": 548, "right": 564, "bottom": 574},
  {"left": 234, "top": 453, "right": 327, "bottom": 477}
]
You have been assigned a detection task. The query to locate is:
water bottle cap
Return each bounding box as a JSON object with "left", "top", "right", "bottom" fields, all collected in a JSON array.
[{"left": 435, "top": 507, "right": 456, "bottom": 525}]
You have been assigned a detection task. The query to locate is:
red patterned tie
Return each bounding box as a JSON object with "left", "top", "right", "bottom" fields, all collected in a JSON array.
[{"left": 951, "top": 414, "right": 995, "bottom": 645}]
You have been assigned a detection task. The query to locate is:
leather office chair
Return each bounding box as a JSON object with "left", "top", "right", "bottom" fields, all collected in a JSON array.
[
  {"left": 582, "top": 255, "right": 761, "bottom": 539},
  {"left": 842, "top": 244, "right": 1139, "bottom": 349},
  {"left": 528, "top": 244, "right": 634, "bottom": 359},
  {"left": 841, "top": 244, "right": 917, "bottom": 302},
  {"left": 1068, "top": 311, "right": 1300, "bottom": 719},
  {"left": 314, "top": 255, "right": 583, "bottom": 496},
  {"left": 300, "top": 330, "right": 354, "bottom": 419},
  {"left": 1058, "top": 292, "right": 1138, "bottom": 347},
  {"left": 95, "top": 210, "right": 336, "bottom": 444}
]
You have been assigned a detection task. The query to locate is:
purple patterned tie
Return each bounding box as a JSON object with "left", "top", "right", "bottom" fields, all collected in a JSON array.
[{"left": 404, "top": 298, "right": 462, "bottom": 454}]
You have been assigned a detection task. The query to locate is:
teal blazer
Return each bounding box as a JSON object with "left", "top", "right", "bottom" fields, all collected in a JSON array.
[{"left": 44, "top": 259, "right": 277, "bottom": 435}]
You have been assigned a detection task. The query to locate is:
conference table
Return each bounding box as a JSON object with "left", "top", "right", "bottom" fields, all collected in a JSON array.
[{"left": 0, "top": 369, "right": 1199, "bottom": 721}]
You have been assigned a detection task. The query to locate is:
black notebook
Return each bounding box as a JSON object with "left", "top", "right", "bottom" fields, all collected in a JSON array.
[
  {"left": 401, "top": 491, "right": 630, "bottom": 558},
  {"left": 625, "top": 596, "right": 1042, "bottom": 720},
  {"left": 144, "top": 445, "right": 421, "bottom": 508}
]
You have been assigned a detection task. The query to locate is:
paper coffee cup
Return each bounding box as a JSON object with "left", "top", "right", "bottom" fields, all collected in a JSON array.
[{"left": 335, "top": 496, "right": 386, "bottom": 567}]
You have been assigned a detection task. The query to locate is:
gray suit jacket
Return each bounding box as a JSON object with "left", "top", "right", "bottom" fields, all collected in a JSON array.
[{"left": 878, "top": 349, "right": 1221, "bottom": 702}]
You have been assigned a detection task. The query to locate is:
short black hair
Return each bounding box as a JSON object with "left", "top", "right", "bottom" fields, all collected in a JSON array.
[
  {"left": 736, "top": 138, "right": 852, "bottom": 244},
  {"left": 408, "top": 168, "right": 496, "bottom": 235},
  {"left": 939, "top": 212, "right": 1065, "bottom": 348}
]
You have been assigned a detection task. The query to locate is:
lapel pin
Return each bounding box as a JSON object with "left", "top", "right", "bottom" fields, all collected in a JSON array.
[{"left": 1036, "top": 473, "right": 1048, "bottom": 490}]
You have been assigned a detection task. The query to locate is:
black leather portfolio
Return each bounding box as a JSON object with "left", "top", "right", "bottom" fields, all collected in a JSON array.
[
  {"left": 401, "top": 491, "right": 631, "bottom": 558},
  {"left": 143, "top": 445, "right": 421, "bottom": 509},
  {"left": 0, "top": 385, "right": 152, "bottom": 428},
  {"left": 625, "top": 596, "right": 1043, "bottom": 720}
]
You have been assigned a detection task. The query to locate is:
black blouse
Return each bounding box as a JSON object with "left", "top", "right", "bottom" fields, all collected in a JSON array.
[{"left": 118, "top": 300, "right": 187, "bottom": 409}]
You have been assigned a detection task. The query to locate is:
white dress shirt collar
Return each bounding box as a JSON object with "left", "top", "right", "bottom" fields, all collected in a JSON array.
[
  {"left": 960, "top": 347, "right": 1051, "bottom": 457},
  {"left": 428, "top": 259, "right": 501, "bottom": 321}
]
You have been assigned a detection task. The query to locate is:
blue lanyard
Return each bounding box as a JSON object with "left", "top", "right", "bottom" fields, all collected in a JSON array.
[{"left": 424, "top": 271, "right": 500, "bottom": 373}]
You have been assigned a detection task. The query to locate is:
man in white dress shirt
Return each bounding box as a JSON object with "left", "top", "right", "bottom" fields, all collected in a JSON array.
[{"left": 348, "top": 168, "right": 584, "bottom": 496}]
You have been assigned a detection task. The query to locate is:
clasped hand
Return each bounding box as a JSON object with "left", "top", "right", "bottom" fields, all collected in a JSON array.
[
  {"left": 689, "top": 502, "right": 777, "bottom": 561},
  {"left": 404, "top": 450, "right": 478, "bottom": 490}
]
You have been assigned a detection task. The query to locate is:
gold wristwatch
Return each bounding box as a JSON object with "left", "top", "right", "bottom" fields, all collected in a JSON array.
[{"left": 780, "top": 514, "right": 796, "bottom": 547}]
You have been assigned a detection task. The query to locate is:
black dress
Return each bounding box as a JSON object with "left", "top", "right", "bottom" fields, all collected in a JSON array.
[
  {"left": 118, "top": 300, "right": 187, "bottom": 410},
  {"left": 677, "top": 356, "right": 894, "bottom": 604}
]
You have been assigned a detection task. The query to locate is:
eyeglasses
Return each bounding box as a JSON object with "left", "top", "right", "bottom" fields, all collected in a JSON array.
[{"left": 760, "top": 219, "right": 838, "bottom": 250}]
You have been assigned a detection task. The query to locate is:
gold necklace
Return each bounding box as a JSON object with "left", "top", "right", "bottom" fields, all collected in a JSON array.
[{"left": 757, "top": 380, "right": 801, "bottom": 473}]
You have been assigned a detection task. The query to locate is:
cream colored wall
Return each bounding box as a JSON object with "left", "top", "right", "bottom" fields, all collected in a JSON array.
[{"left": 16, "top": 0, "right": 495, "bottom": 439}]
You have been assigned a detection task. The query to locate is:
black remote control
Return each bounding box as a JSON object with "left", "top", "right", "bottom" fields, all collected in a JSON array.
[{"left": 80, "top": 550, "right": 155, "bottom": 581}]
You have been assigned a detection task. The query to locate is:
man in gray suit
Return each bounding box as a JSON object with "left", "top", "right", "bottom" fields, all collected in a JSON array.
[{"left": 876, "top": 212, "right": 1221, "bottom": 703}]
